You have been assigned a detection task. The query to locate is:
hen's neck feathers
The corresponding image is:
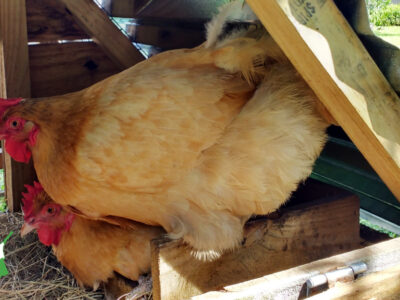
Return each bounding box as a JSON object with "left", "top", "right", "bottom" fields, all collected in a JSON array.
[
  {"left": 15, "top": 92, "right": 92, "bottom": 133},
  {"left": 5, "top": 92, "right": 95, "bottom": 192},
  {"left": 9, "top": 91, "right": 94, "bottom": 157}
]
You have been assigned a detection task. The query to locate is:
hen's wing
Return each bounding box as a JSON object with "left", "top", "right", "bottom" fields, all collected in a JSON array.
[
  {"left": 66, "top": 205, "right": 154, "bottom": 230},
  {"left": 74, "top": 49, "right": 252, "bottom": 193}
]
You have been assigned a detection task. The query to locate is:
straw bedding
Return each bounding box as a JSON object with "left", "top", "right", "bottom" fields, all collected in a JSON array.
[{"left": 0, "top": 212, "right": 152, "bottom": 300}]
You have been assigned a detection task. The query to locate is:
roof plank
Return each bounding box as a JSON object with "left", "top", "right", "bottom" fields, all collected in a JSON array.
[{"left": 60, "top": 0, "right": 144, "bottom": 69}]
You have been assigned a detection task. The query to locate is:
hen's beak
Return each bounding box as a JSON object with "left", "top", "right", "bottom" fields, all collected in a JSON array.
[{"left": 20, "top": 223, "right": 35, "bottom": 237}]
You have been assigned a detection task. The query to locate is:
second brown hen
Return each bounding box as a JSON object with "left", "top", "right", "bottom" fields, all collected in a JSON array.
[{"left": 21, "top": 182, "right": 164, "bottom": 298}]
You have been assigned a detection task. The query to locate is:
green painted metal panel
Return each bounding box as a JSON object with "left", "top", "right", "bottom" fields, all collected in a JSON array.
[{"left": 311, "top": 136, "right": 400, "bottom": 225}]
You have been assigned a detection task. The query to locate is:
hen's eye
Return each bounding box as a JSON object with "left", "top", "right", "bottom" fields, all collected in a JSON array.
[
  {"left": 47, "top": 207, "right": 54, "bottom": 214},
  {"left": 10, "top": 120, "right": 19, "bottom": 128}
]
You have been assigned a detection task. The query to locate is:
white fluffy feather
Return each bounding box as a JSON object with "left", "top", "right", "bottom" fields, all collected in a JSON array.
[{"left": 205, "top": 0, "right": 258, "bottom": 48}]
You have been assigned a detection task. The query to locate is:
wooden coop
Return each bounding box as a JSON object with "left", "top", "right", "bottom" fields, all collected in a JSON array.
[{"left": 1, "top": 0, "right": 400, "bottom": 299}]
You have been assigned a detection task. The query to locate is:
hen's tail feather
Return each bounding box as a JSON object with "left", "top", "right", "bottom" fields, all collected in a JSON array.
[
  {"left": 212, "top": 34, "right": 287, "bottom": 87},
  {"left": 206, "top": 0, "right": 288, "bottom": 87}
]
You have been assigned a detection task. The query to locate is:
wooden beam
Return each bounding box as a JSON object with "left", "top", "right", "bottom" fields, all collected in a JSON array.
[
  {"left": 29, "top": 42, "right": 120, "bottom": 97},
  {"left": 195, "top": 237, "right": 400, "bottom": 299},
  {"left": 151, "top": 184, "right": 361, "bottom": 300},
  {"left": 60, "top": 0, "right": 145, "bottom": 70},
  {"left": 245, "top": 0, "right": 400, "bottom": 200},
  {"left": 0, "top": 0, "right": 36, "bottom": 212},
  {"left": 26, "top": 0, "right": 89, "bottom": 42}
]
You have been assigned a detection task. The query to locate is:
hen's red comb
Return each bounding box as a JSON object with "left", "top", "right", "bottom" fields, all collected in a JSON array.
[
  {"left": 0, "top": 98, "right": 22, "bottom": 117},
  {"left": 22, "top": 181, "right": 43, "bottom": 219}
]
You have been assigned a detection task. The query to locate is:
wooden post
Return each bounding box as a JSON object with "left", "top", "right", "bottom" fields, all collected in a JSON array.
[
  {"left": 60, "top": 0, "right": 145, "bottom": 70},
  {"left": 0, "top": 0, "right": 36, "bottom": 211},
  {"left": 246, "top": 0, "right": 400, "bottom": 200}
]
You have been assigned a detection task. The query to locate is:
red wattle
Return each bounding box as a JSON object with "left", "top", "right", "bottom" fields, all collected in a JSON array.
[
  {"left": 37, "top": 226, "right": 62, "bottom": 246},
  {"left": 5, "top": 138, "right": 31, "bottom": 163}
]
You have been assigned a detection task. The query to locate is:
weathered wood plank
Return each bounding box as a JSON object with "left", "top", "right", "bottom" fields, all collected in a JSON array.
[
  {"left": 126, "top": 24, "right": 205, "bottom": 50},
  {"left": 245, "top": 0, "right": 400, "bottom": 200},
  {"left": 195, "top": 238, "right": 400, "bottom": 299},
  {"left": 26, "top": 0, "right": 89, "bottom": 42},
  {"left": 0, "top": 0, "right": 36, "bottom": 212},
  {"left": 60, "top": 0, "right": 144, "bottom": 70},
  {"left": 29, "top": 42, "right": 120, "bottom": 97},
  {"left": 151, "top": 185, "right": 360, "bottom": 300},
  {"left": 0, "top": 2, "right": 30, "bottom": 98}
]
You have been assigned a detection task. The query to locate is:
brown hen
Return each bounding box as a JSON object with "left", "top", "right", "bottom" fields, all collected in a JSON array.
[{"left": 2, "top": 1, "right": 328, "bottom": 258}]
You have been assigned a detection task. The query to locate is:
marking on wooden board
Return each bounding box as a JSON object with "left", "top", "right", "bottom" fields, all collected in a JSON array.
[{"left": 288, "top": 0, "right": 325, "bottom": 25}]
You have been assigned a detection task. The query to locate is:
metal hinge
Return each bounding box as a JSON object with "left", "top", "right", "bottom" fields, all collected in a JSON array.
[{"left": 305, "top": 261, "right": 368, "bottom": 297}]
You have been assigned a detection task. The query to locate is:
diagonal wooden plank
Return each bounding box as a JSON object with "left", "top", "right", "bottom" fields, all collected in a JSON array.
[
  {"left": 0, "top": 0, "right": 36, "bottom": 211},
  {"left": 246, "top": 0, "right": 400, "bottom": 200},
  {"left": 60, "top": 0, "right": 145, "bottom": 70}
]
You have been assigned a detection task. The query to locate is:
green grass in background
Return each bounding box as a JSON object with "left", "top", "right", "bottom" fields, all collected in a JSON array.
[
  {"left": 0, "top": 200, "right": 6, "bottom": 213},
  {"left": 360, "top": 218, "right": 399, "bottom": 238},
  {"left": 373, "top": 25, "right": 400, "bottom": 47}
]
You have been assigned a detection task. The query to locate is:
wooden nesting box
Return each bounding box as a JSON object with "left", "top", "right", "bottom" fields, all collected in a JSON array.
[{"left": 151, "top": 180, "right": 364, "bottom": 299}]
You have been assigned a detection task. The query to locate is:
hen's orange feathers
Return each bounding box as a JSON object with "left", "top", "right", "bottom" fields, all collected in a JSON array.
[
  {"left": 4, "top": 1, "right": 328, "bottom": 258},
  {"left": 22, "top": 188, "right": 163, "bottom": 294}
]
